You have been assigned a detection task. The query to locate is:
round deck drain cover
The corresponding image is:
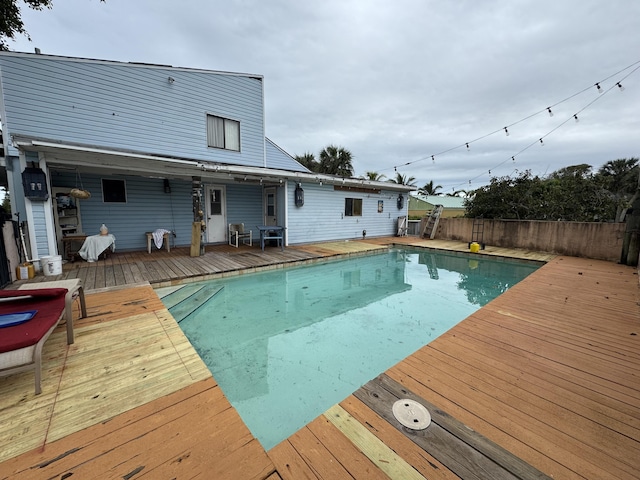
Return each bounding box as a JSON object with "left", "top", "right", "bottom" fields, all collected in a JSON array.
[{"left": 392, "top": 399, "right": 431, "bottom": 430}]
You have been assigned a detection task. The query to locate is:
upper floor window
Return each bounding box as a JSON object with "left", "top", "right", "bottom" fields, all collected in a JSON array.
[{"left": 207, "top": 114, "right": 240, "bottom": 151}]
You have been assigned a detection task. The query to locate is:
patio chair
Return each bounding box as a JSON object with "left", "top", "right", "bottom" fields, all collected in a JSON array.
[
  {"left": 229, "top": 223, "right": 252, "bottom": 248},
  {"left": 0, "top": 288, "right": 69, "bottom": 394}
]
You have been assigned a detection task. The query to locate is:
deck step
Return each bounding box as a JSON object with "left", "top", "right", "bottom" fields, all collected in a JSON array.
[
  {"left": 169, "top": 284, "right": 224, "bottom": 323},
  {"left": 158, "top": 283, "right": 204, "bottom": 310}
]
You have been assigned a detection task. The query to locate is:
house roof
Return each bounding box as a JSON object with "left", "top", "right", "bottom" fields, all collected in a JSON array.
[
  {"left": 0, "top": 51, "right": 263, "bottom": 80},
  {"left": 410, "top": 193, "right": 465, "bottom": 209},
  {"left": 265, "top": 138, "right": 310, "bottom": 173}
]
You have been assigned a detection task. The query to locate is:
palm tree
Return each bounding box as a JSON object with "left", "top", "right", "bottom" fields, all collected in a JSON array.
[
  {"left": 388, "top": 172, "right": 417, "bottom": 187},
  {"left": 418, "top": 180, "right": 442, "bottom": 196},
  {"left": 295, "top": 152, "right": 318, "bottom": 172},
  {"left": 362, "top": 171, "right": 385, "bottom": 181},
  {"left": 318, "top": 145, "right": 354, "bottom": 177}
]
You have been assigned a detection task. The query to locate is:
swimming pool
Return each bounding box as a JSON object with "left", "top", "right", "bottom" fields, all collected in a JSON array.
[{"left": 161, "top": 248, "right": 539, "bottom": 450}]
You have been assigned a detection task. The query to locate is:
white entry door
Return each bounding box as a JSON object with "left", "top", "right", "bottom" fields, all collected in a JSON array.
[
  {"left": 206, "top": 185, "right": 227, "bottom": 243},
  {"left": 264, "top": 187, "right": 277, "bottom": 225}
]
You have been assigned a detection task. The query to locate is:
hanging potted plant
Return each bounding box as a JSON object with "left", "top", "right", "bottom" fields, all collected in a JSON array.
[{"left": 69, "top": 170, "right": 91, "bottom": 199}]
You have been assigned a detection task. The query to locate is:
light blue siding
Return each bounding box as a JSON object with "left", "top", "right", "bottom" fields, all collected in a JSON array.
[
  {"left": 0, "top": 54, "right": 265, "bottom": 167},
  {"left": 226, "top": 184, "right": 264, "bottom": 240},
  {"left": 287, "top": 183, "right": 403, "bottom": 244},
  {"left": 51, "top": 172, "right": 193, "bottom": 251},
  {"left": 265, "top": 138, "right": 309, "bottom": 173}
]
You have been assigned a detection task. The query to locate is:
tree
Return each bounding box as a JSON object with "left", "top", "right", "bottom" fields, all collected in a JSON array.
[
  {"left": 388, "top": 172, "right": 416, "bottom": 187},
  {"left": 362, "top": 171, "right": 385, "bottom": 181},
  {"left": 295, "top": 152, "right": 318, "bottom": 172},
  {"left": 596, "top": 158, "right": 639, "bottom": 221},
  {"left": 464, "top": 163, "right": 620, "bottom": 222},
  {"left": 318, "top": 145, "right": 353, "bottom": 177},
  {"left": 418, "top": 180, "right": 442, "bottom": 196},
  {"left": 1, "top": 0, "right": 106, "bottom": 50}
]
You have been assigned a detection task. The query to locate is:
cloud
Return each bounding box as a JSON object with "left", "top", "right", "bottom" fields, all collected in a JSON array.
[{"left": 8, "top": 0, "right": 640, "bottom": 191}]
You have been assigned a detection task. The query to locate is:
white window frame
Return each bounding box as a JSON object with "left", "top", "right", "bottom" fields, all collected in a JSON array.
[{"left": 207, "top": 114, "right": 240, "bottom": 151}]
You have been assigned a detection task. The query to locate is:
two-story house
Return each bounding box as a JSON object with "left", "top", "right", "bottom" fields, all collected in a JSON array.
[{"left": 0, "top": 52, "right": 411, "bottom": 263}]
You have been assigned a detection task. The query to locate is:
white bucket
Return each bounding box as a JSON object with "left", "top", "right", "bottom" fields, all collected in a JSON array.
[{"left": 42, "top": 255, "right": 63, "bottom": 276}]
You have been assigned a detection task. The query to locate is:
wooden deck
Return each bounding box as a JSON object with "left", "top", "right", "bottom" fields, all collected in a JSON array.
[
  {"left": 1, "top": 238, "right": 638, "bottom": 479},
  {"left": 16, "top": 237, "right": 554, "bottom": 292}
]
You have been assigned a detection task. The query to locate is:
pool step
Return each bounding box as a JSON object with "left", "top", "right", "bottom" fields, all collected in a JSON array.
[
  {"left": 168, "top": 284, "right": 225, "bottom": 323},
  {"left": 158, "top": 283, "right": 204, "bottom": 310}
]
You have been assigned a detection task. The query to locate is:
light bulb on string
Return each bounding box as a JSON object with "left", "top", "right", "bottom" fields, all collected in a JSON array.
[
  {"left": 512, "top": 156, "right": 515, "bottom": 163},
  {"left": 488, "top": 170, "right": 491, "bottom": 175},
  {"left": 574, "top": 114, "right": 579, "bottom": 123},
  {"left": 595, "top": 83, "right": 603, "bottom": 93},
  {"left": 466, "top": 143, "right": 470, "bottom": 150},
  {"left": 547, "top": 107, "right": 553, "bottom": 117},
  {"left": 539, "top": 138, "right": 544, "bottom": 146},
  {"left": 617, "top": 82, "right": 625, "bottom": 92},
  {"left": 431, "top": 155, "right": 435, "bottom": 164},
  {"left": 504, "top": 127, "right": 509, "bottom": 136}
]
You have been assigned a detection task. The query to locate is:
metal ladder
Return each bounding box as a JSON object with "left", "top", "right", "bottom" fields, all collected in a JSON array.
[
  {"left": 469, "top": 217, "right": 486, "bottom": 249},
  {"left": 422, "top": 205, "right": 444, "bottom": 239}
]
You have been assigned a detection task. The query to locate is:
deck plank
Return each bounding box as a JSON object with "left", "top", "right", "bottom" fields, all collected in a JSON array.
[{"left": 3, "top": 240, "right": 638, "bottom": 480}]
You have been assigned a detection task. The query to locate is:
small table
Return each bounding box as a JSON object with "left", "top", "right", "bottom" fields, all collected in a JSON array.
[
  {"left": 18, "top": 278, "right": 87, "bottom": 344},
  {"left": 256, "top": 225, "right": 285, "bottom": 251},
  {"left": 62, "top": 234, "right": 87, "bottom": 262}
]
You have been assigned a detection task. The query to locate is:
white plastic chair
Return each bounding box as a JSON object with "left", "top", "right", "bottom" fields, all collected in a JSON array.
[{"left": 229, "top": 223, "right": 252, "bottom": 247}]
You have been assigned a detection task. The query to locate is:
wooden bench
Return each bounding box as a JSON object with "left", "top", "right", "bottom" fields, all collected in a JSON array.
[{"left": 146, "top": 232, "right": 171, "bottom": 254}]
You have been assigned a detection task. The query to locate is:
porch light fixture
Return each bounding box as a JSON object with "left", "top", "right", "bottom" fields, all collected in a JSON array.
[
  {"left": 168, "top": 76, "right": 175, "bottom": 84},
  {"left": 397, "top": 194, "right": 404, "bottom": 210},
  {"left": 294, "top": 183, "right": 304, "bottom": 207}
]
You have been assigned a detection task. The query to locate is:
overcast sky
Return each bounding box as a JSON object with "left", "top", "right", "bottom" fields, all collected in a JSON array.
[{"left": 7, "top": 0, "right": 640, "bottom": 193}]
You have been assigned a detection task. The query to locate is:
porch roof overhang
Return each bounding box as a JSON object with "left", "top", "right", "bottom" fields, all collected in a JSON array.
[{"left": 14, "top": 137, "right": 413, "bottom": 193}]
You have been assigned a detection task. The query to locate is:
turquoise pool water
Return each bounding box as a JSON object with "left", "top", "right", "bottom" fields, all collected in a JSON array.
[{"left": 166, "top": 248, "right": 539, "bottom": 450}]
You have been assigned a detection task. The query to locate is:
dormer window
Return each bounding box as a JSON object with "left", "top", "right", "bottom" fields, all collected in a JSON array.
[{"left": 207, "top": 114, "right": 240, "bottom": 151}]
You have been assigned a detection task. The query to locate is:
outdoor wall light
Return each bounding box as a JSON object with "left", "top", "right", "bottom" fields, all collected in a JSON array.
[
  {"left": 294, "top": 183, "right": 304, "bottom": 207},
  {"left": 397, "top": 194, "right": 404, "bottom": 210},
  {"left": 168, "top": 76, "right": 175, "bottom": 84}
]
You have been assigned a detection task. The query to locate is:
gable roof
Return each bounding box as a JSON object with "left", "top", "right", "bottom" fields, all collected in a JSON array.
[{"left": 265, "top": 138, "right": 310, "bottom": 173}]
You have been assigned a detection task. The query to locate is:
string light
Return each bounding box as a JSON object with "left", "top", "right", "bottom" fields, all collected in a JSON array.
[
  {"left": 383, "top": 59, "right": 640, "bottom": 192},
  {"left": 431, "top": 155, "right": 435, "bottom": 164}
]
